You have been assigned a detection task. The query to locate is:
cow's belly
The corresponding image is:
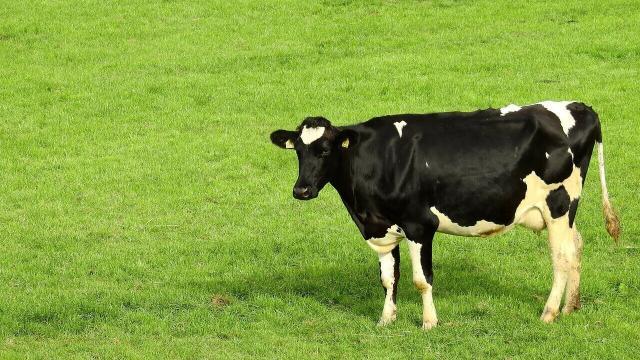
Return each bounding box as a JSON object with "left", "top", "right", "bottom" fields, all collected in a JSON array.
[
  {"left": 431, "top": 205, "right": 545, "bottom": 237},
  {"left": 430, "top": 206, "right": 509, "bottom": 236},
  {"left": 429, "top": 167, "right": 582, "bottom": 237}
]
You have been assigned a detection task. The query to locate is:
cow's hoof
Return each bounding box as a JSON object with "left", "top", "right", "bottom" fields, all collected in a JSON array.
[
  {"left": 562, "top": 300, "right": 581, "bottom": 315},
  {"left": 422, "top": 320, "right": 438, "bottom": 330},
  {"left": 540, "top": 308, "right": 559, "bottom": 323},
  {"left": 377, "top": 314, "right": 396, "bottom": 327}
]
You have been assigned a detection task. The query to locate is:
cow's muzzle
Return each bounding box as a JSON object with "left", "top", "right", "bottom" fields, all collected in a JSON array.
[{"left": 293, "top": 186, "right": 316, "bottom": 200}]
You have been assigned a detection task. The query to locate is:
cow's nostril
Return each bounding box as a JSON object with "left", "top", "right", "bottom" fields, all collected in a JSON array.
[{"left": 293, "top": 186, "right": 311, "bottom": 199}]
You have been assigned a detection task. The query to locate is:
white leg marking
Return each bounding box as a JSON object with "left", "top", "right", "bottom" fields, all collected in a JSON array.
[
  {"left": 563, "top": 227, "right": 582, "bottom": 314},
  {"left": 368, "top": 226, "right": 404, "bottom": 327},
  {"left": 377, "top": 251, "right": 397, "bottom": 326},
  {"left": 300, "top": 126, "right": 325, "bottom": 144},
  {"left": 407, "top": 240, "right": 437, "bottom": 330},
  {"left": 541, "top": 215, "right": 573, "bottom": 323},
  {"left": 538, "top": 101, "right": 576, "bottom": 136},
  {"left": 393, "top": 121, "right": 407, "bottom": 138}
]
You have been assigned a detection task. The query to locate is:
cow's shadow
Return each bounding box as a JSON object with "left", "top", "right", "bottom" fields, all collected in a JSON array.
[{"left": 214, "top": 250, "right": 545, "bottom": 322}]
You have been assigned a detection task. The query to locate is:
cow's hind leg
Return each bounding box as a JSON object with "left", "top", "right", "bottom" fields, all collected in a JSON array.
[
  {"left": 563, "top": 227, "right": 583, "bottom": 314},
  {"left": 541, "top": 215, "right": 576, "bottom": 323}
]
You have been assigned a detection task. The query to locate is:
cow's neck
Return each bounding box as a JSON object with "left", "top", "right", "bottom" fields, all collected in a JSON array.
[
  {"left": 329, "top": 159, "right": 353, "bottom": 205},
  {"left": 329, "top": 153, "right": 364, "bottom": 227}
]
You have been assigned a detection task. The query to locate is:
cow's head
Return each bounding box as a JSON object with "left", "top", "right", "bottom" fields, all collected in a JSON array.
[{"left": 270, "top": 117, "right": 354, "bottom": 200}]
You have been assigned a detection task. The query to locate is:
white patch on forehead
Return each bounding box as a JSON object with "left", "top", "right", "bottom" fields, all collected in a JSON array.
[
  {"left": 300, "top": 126, "right": 325, "bottom": 144},
  {"left": 545, "top": 152, "right": 550, "bottom": 159},
  {"left": 425, "top": 161, "right": 429, "bottom": 168},
  {"left": 500, "top": 103, "right": 522, "bottom": 116},
  {"left": 393, "top": 121, "right": 407, "bottom": 137},
  {"left": 538, "top": 101, "right": 576, "bottom": 136}
]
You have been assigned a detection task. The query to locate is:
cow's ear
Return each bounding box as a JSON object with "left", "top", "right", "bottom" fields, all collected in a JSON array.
[
  {"left": 336, "top": 129, "right": 358, "bottom": 149},
  {"left": 270, "top": 130, "right": 298, "bottom": 149}
]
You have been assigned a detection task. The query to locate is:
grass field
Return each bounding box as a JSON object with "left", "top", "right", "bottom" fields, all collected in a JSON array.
[{"left": 1, "top": 0, "right": 639, "bottom": 358}]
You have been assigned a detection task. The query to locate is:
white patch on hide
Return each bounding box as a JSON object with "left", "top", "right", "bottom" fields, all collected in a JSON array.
[
  {"left": 518, "top": 208, "right": 546, "bottom": 231},
  {"left": 500, "top": 103, "right": 522, "bottom": 115},
  {"left": 430, "top": 207, "right": 506, "bottom": 237},
  {"left": 562, "top": 165, "right": 583, "bottom": 200},
  {"left": 394, "top": 121, "right": 407, "bottom": 137},
  {"left": 366, "top": 225, "right": 404, "bottom": 254},
  {"left": 538, "top": 101, "right": 576, "bottom": 136}
]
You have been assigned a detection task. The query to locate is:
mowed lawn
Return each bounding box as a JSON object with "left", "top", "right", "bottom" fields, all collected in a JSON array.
[{"left": 1, "top": 0, "right": 639, "bottom": 358}]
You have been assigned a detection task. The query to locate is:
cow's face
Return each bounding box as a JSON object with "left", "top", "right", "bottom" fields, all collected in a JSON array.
[{"left": 270, "top": 117, "right": 351, "bottom": 200}]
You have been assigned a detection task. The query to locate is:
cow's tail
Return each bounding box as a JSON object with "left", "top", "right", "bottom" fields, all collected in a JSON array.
[{"left": 596, "top": 140, "right": 620, "bottom": 243}]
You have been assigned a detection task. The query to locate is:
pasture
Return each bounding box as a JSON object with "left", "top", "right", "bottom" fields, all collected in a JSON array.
[{"left": 1, "top": 0, "right": 639, "bottom": 358}]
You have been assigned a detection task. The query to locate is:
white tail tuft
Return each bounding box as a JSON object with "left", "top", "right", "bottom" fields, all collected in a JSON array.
[{"left": 597, "top": 142, "right": 620, "bottom": 242}]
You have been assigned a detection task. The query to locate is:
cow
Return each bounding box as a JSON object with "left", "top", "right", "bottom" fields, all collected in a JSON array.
[{"left": 270, "top": 101, "right": 620, "bottom": 329}]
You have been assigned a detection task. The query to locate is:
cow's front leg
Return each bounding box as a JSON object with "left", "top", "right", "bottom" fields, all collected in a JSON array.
[
  {"left": 367, "top": 228, "right": 403, "bottom": 327},
  {"left": 407, "top": 238, "right": 438, "bottom": 330},
  {"left": 376, "top": 245, "right": 400, "bottom": 326}
]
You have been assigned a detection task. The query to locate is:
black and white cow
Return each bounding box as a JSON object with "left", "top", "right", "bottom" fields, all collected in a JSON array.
[{"left": 270, "top": 101, "right": 620, "bottom": 329}]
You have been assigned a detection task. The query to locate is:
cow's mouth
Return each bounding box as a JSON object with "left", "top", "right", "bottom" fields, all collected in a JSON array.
[{"left": 293, "top": 186, "right": 317, "bottom": 200}]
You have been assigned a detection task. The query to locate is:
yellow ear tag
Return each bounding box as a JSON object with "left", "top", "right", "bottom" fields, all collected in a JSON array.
[
  {"left": 341, "top": 138, "right": 349, "bottom": 148},
  {"left": 285, "top": 140, "right": 294, "bottom": 149}
]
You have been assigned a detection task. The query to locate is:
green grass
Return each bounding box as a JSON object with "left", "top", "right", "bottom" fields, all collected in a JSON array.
[{"left": 1, "top": 0, "right": 639, "bottom": 358}]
